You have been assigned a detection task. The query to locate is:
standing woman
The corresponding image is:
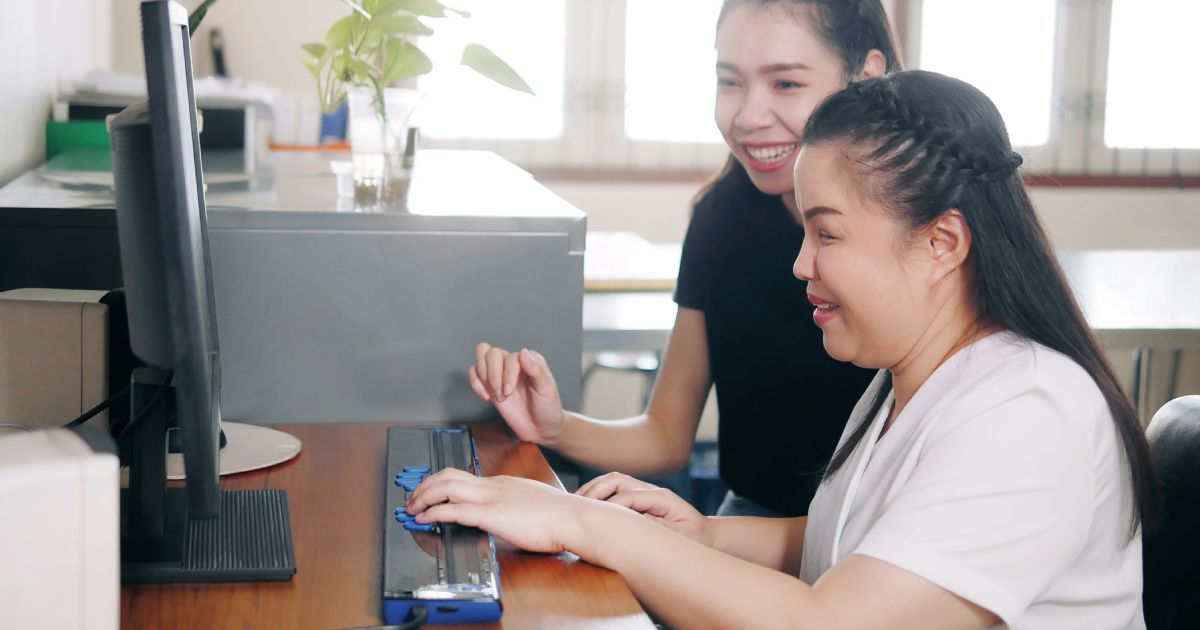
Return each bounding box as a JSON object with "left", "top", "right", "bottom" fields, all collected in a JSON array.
[
  {"left": 470, "top": 0, "right": 902, "bottom": 517},
  {"left": 412, "top": 70, "right": 1158, "bottom": 629}
]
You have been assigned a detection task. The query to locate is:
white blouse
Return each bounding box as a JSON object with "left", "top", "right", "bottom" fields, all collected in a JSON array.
[{"left": 801, "top": 332, "right": 1144, "bottom": 630}]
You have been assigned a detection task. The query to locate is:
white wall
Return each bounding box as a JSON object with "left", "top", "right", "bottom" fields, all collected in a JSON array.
[
  {"left": 112, "top": 0, "right": 345, "bottom": 97},
  {"left": 1034, "top": 188, "right": 1200, "bottom": 250},
  {"left": 0, "top": 0, "right": 112, "bottom": 186}
]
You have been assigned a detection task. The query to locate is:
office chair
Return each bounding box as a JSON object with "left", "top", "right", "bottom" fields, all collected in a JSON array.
[
  {"left": 583, "top": 351, "right": 661, "bottom": 409},
  {"left": 1144, "top": 395, "right": 1200, "bottom": 630}
]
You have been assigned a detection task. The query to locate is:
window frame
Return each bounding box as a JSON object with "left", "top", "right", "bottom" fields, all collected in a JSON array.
[
  {"left": 421, "top": 0, "right": 729, "bottom": 173},
  {"left": 425, "top": 0, "right": 1199, "bottom": 187},
  {"left": 900, "top": 0, "right": 1200, "bottom": 185}
]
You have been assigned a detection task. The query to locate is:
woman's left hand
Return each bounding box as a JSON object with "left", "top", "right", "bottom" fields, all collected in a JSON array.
[
  {"left": 405, "top": 468, "right": 585, "bottom": 554},
  {"left": 579, "top": 472, "right": 712, "bottom": 547}
]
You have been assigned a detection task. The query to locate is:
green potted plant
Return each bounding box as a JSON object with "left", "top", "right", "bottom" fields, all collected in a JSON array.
[{"left": 301, "top": 0, "right": 533, "bottom": 206}]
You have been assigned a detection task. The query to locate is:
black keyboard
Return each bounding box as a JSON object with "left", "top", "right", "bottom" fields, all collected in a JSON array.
[{"left": 382, "top": 427, "right": 502, "bottom": 625}]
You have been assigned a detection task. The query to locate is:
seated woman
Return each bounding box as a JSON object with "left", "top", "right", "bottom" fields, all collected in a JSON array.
[{"left": 406, "top": 70, "right": 1158, "bottom": 629}]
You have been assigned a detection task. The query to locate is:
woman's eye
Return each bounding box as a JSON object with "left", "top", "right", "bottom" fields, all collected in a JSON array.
[
  {"left": 717, "top": 77, "right": 738, "bottom": 88},
  {"left": 777, "top": 80, "right": 804, "bottom": 90},
  {"left": 818, "top": 230, "right": 835, "bottom": 241}
]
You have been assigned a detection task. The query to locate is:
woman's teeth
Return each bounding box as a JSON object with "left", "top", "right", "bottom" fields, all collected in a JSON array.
[
  {"left": 816, "top": 303, "right": 838, "bottom": 311},
  {"left": 746, "top": 144, "right": 796, "bottom": 163}
]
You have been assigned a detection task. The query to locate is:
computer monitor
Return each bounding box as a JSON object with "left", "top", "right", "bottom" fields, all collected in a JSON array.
[{"left": 109, "top": 0, "right": 294, "bottom": 583}]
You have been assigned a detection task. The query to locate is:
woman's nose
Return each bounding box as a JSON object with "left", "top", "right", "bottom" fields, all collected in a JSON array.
[
  {"left": 794, "top": 238, "right": 816, "bottom": 281},
  {"left": 734, "top": 86, "right": 774, "bottom": 132}
]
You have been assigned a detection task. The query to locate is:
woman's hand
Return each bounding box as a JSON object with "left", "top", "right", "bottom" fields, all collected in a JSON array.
[
  {"left": 406, "top": 468, "right": 585, "bottom": 554},
  {"left": 469, "top": 343, "right": 565, "bottom": 445},
  {"left": 578, "top": 472, "right": 713, "bottom": 547}
]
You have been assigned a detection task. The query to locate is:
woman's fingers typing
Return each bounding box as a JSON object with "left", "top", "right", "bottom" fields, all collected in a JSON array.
[
  {"left": 607, "top": 488, "right": 675, "bottom": 518},
  {"left": 406, "top": 468, "right": 484, "bottom": 515},
  {"left": 577, "top": 472, "right": 656, "bottom": 501},
  {"left": 418, "top": 500, "right": 487, "bottom": 528}
]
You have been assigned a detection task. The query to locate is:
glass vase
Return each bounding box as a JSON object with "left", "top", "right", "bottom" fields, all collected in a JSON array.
[{"left": 347, "top": 87, "right": 422, "bottom": 209}]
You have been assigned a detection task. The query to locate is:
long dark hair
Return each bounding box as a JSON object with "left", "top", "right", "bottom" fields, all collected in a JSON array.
[
  {"left": 695, "top": 0, "right": 905, "bottom": 205},
  {"left": 807, "top": 70, "right": 1159, "bottom": 536}
]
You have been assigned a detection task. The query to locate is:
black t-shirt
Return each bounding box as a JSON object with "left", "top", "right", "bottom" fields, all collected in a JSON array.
[{"left": 675, "top": 163, "right": 875, "bottom": 516}]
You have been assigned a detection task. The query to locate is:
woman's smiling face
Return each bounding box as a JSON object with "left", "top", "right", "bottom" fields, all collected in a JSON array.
[
  {"left": 714, "top": 3, "right": 850, "bottom": 196},
  {"left": 791, "top": 142, "right": 936, "bottom": 369}
]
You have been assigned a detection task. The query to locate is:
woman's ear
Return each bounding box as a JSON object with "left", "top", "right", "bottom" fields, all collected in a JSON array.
[
  {"left": 859, "top": 49, "right": 887, "bottom": 79},
  {"left": 925, "top": 210, "right": 972, "bottom": 281}
]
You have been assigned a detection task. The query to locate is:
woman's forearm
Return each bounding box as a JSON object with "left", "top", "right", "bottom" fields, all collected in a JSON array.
[
  {"left": 548, "top": 307, "right": 712, "bottom": 477},
  {"left": 708, "top": 515, "right": 808, "bottom": 574},
  {"left": 567, "top": 502, "right": 818, "bottom": 630},
  {"left": 546, "top": 410, "right": 693, "bottom": 478}
]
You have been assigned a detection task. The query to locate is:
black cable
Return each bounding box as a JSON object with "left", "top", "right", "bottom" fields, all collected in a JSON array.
[
  {"left": 116, "top": 370, "right": 174, "bottom": 439},
  {"left": 342, "top": 605, "right": 429, "bottom": 630},
  {"left": 65, "top": 384, "right": 131, "bottom": 428}
]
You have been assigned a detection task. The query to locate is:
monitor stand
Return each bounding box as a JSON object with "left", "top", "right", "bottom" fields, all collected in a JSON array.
[
  {"left": 120, "top": 366, "right": 297, "bottom": 583},
  {"left": 165, "top": 422, "right": 302, "bottom": 480}
]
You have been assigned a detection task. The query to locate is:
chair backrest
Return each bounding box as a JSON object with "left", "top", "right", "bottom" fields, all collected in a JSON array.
[{"left": 1144, "top": 395, "right": 1200, "bottom": 629}]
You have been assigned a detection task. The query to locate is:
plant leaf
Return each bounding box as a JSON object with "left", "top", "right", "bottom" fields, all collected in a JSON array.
[
  {"left": 347, "top": 57, "right": 375, "bottom": 83},
  {"left": 383, "top": 40, "right": 434, "bottom": 84},
  {"left": 374, "top": 0, "right": 406, "bottom": 17},
  {"left": 301, "top": 43, "right": 327, "bottom": 60},
  {"left": 361, "top": 20, "right": 385, "bottom": 49},
  {"left": 325, "top": 15, "right": 356, "bottom": 50},
  {"left": 461, "top": 43, "right": 534, "bottom": 95},
  {"left": 442, "top": 3, "right": 470, "bottom": 19},
  {"left": 342, "top": 0, "right": 373, "bottom": 19},
  {"left": 352, "top": 12, "right": 368, "bottom": 44},
  {"left": 187, "top": 0, "right": 221, "bottom": 35},
  {"left": 374, "top": 15, "right": 433, "bottom": 37},
  {"left": 396, "top": 0, "right": 451, "bottom": 18}
]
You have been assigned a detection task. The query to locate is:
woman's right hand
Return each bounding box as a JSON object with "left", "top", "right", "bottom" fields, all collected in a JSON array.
[
  {"left": 469, "top": 343, "right": 565, "bottom": 445},
  {"left": 577, "top": 472, "right": 713, "bottom": 547}
]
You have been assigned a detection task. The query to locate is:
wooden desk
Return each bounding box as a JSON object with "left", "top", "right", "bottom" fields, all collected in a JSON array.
[{"left": 121, "top": 423, "right": 654, "bottom": 629}]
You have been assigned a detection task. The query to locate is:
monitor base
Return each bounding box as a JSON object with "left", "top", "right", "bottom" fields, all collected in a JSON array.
[
  {"left": 121, "top": 487, "right": 296, "bottom": 583},
  {"left": 167, "top": 422, "right": 302, "bottom": 480}
]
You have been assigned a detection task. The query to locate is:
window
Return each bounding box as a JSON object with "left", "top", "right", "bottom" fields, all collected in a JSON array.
[
  {"left": 1104, "top": 0, "right": 1200, "bottom": 150},
  {"left": 917, "top": 0, "right": 1057, "bottom": 147},
  {"left": 418, "top": 0, "right": 728, "bottom": 171},
  {"left": 907, "top": 0, "right": 1200, "bottom": 178},
  {"left": 623, "top": 0, "right": 723, "bottom": 143},
  {"left": 415, "top": 0, "right": 566, "bottom": 140},
  {"left": 419, "top": 0, "right": 1198, "bottom": 178}
]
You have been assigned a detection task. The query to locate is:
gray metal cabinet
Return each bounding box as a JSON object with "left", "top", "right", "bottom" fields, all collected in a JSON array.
[{"left": 0, "top": 150, "right": 585, "bottom": 425}]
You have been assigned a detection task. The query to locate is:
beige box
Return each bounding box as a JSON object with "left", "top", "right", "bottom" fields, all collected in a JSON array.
[{"left": 0, "top": 289, "right": 109, "bottom": 430}]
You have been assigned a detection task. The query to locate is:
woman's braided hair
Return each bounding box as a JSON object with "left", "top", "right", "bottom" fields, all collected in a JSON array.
[
  {"left": 805, "top": 71, "right": 1158, "bottom": 539},
  {"left": 822, "top": 75, "right": 1024, "bottom": 222}
]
